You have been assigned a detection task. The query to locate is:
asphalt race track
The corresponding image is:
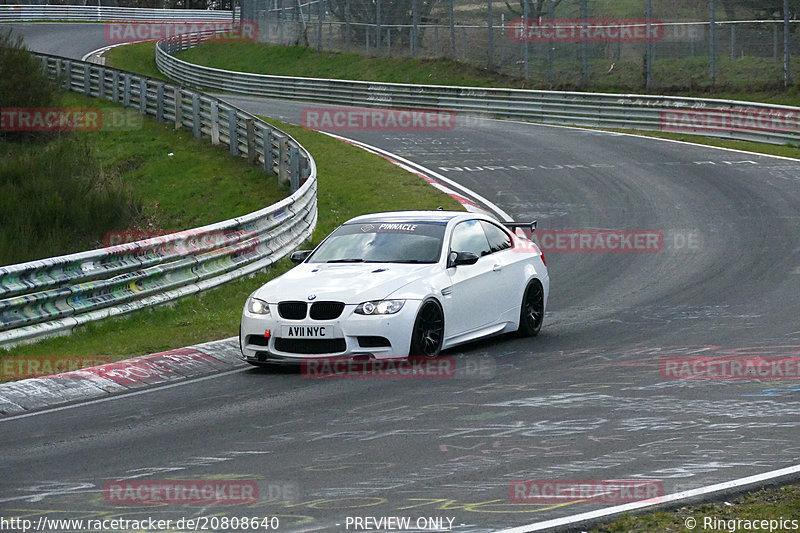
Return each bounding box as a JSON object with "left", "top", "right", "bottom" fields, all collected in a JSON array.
[{"left": 2, "top": 23, "right": 800, "bottom": 532}]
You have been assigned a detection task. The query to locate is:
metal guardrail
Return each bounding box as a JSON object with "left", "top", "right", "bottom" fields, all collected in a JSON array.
[
  {"left": 0, "top": 53, "right": 317, "bottom": 348},
  {"left": 0, "top": 5, "right": 235, "bottom": 22},
  {"left": 156, "top": 31, "right": 800, "bottom": 146}
]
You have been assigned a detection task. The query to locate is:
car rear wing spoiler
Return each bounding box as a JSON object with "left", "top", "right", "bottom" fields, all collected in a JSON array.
[{"left": 502, "top": 220, "right": 537, "bottom": 233}]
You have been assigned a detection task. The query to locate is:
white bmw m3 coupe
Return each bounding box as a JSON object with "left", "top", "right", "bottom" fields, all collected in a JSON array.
[{"left": 239, "top": 210, "right": 548, "bottom": 365}]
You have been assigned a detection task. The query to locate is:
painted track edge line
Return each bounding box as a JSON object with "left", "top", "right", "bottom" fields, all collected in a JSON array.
[
  {"left": 81, "top": 40, "right": 154, "bottom": 62},
  {"left": 495, "top": 463, "right": 800, "bottom": 533},
  {"left": 494, "top": 117, "right": 800, "bottom": 163}
]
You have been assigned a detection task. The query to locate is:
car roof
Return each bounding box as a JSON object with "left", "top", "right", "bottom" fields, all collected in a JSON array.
[{"left": 344, "top": 210, "right": 490, "bottom": 225}]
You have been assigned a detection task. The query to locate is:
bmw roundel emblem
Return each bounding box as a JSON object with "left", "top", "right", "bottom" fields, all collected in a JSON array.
[{"left": 308, "top": 294, "right": 317, "bottom": 300}]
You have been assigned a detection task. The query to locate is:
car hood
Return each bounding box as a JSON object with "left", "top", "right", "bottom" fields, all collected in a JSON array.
[{"left": 253, "top": 262, "right": 437, "bottom": 304}]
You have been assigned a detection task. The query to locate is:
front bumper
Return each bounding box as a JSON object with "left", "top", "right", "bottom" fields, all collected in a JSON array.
[{"left": 239, "top": 300, "right": 421, "bottom": 364}]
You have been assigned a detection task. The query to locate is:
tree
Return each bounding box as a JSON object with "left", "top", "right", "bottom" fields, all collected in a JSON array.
[
  {"left": 719, "top": 0, "right": 800, "bottom": 19},
  {"left": 326, "top": 0, "right": 441, "bottom": 47},
  {"left": 504, "top": 0, "right": 565, "bottom": 19},
  {"left": 0, "top": 29, "right": 59, "bottom": 141}
]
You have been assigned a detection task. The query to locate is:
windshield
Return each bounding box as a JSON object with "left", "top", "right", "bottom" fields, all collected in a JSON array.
[{"left": 307, "top": 222, "right": 446, "bottom": 264}]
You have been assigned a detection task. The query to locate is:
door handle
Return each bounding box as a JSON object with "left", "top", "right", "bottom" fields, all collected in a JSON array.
[{"left": 492, "top": 264, "right": 502, "bottom": 272}]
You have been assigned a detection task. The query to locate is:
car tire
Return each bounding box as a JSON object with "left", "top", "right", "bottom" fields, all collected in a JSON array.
[
  {"left": 409, "top": 299, "right": 445, "bottom": 356},
  {"left": 517, "top": 280, "right": 544, "bottom": 337}
]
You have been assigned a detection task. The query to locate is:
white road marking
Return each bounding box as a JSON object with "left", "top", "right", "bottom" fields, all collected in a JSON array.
[{"left": 495, "top": 463, "right": 800, "bottom": 532}]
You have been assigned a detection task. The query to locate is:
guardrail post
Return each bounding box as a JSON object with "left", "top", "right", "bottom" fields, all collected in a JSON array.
[
  {"left": 174, "top": 90, "right": 182, "bottom": 130},
  {"left": 246, "top": 118, "right": 256, "bottom": 164},
  {"left": 289, "top": 146, "right": 300, "bottom": 192},
  {"left": 123, "top": 75, "right": 131, "bottom": 107},
  {"left": 83, "top": 64, "right": 91, "bottom": 95},
  {"left": 262, "top": 127, "right": 273, "bottom": 173},
  {"left": 139, "top": 78, "right": 147, "bottom": 115},
  {"left": 156, "top": 83, "right": 165, "bottom": 123},
  {"left": 97, "top": 67, "right": 106, "bottom": 99},
  {"left": 192, "top": 94, "right": 201, "bottom": 138},
  {"left": 300, "top": 156, "right": 310, "bottom": 185},
  {"left": 210, "top": 100, "right": 220, "bottom": 144},
  {"left": 278, "top": 136, "right": 289, "bottom": 186},
  {"left": 54, "top": 58, "right": 61, "bottom": 84},
  {"left": 64, "top": 61, "right": 72, "bottom": 91},
  {"left": 112, "top": 70, "right": 119, "bottom": 103},
  {"left": 229, "top": 108, "right": 238, "bottom": 156}
]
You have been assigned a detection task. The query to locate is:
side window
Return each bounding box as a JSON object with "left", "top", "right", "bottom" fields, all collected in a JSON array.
[
  {"left": 481, "top": 221, "right": 513, "bottom": 253},
  {"left": 450, "top": 220, "right": 491, "bottom": 257}
]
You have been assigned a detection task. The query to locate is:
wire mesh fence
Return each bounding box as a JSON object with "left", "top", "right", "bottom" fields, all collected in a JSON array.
[{"left": 238, "top": 0, "right": 800, "bottom": 91}]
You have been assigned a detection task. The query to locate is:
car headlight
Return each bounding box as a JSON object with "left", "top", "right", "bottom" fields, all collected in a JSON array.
[
  {"left": 355, "top": 299, "right": 405, "bottom": 315},
  {"left": 247, "top": 297, "right": 271, "bottom": 315}
]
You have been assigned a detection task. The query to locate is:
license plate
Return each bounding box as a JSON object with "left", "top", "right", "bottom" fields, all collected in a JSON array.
[{"left": 281, "top": 325, "right": 332, "bottom": 339}]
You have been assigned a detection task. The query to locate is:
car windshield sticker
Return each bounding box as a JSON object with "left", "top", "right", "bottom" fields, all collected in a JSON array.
[
  {"left": 344, "top": 222, "right": 445, "bottom": 237},
  {"left": 377, "top": 223, "right": 418, "bottom": 232}
]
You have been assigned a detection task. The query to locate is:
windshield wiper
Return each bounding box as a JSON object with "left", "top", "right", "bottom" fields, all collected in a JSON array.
[{"left": 326, "top": 258, "right": 365, "bottom": 263}]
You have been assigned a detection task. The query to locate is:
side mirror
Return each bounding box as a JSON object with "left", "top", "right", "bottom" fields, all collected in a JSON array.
[
  {"left": 290, "top": 250, "right": 312, "bottom": 264},
  {"left": 447, "top": 251, "right": 479, "bottom": 268}
]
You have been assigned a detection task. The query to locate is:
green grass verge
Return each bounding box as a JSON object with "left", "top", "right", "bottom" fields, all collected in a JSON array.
[
  {"left": 113, "top": 40, "right": 800, "bottom": 106},
  {"left": 591, "top": 484, "right": 800, "bottom": 532},
  {"left": 102, "top": 40, "right": 166, "bottom": 80},
  {"left": 0, "top": 115, "right": 463, "bottom": 372},
  {"left": 1, "top": 117, "right": 140, "bottom": 266},
  {"left": 177, "top": 41, "right": 526, "bottom": 88},
  {"left": 71, "top": 94, "right": 287, "bottom": 232},
  {"left": 172, "top": 41, "right": 800, "bottom": 104}
]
